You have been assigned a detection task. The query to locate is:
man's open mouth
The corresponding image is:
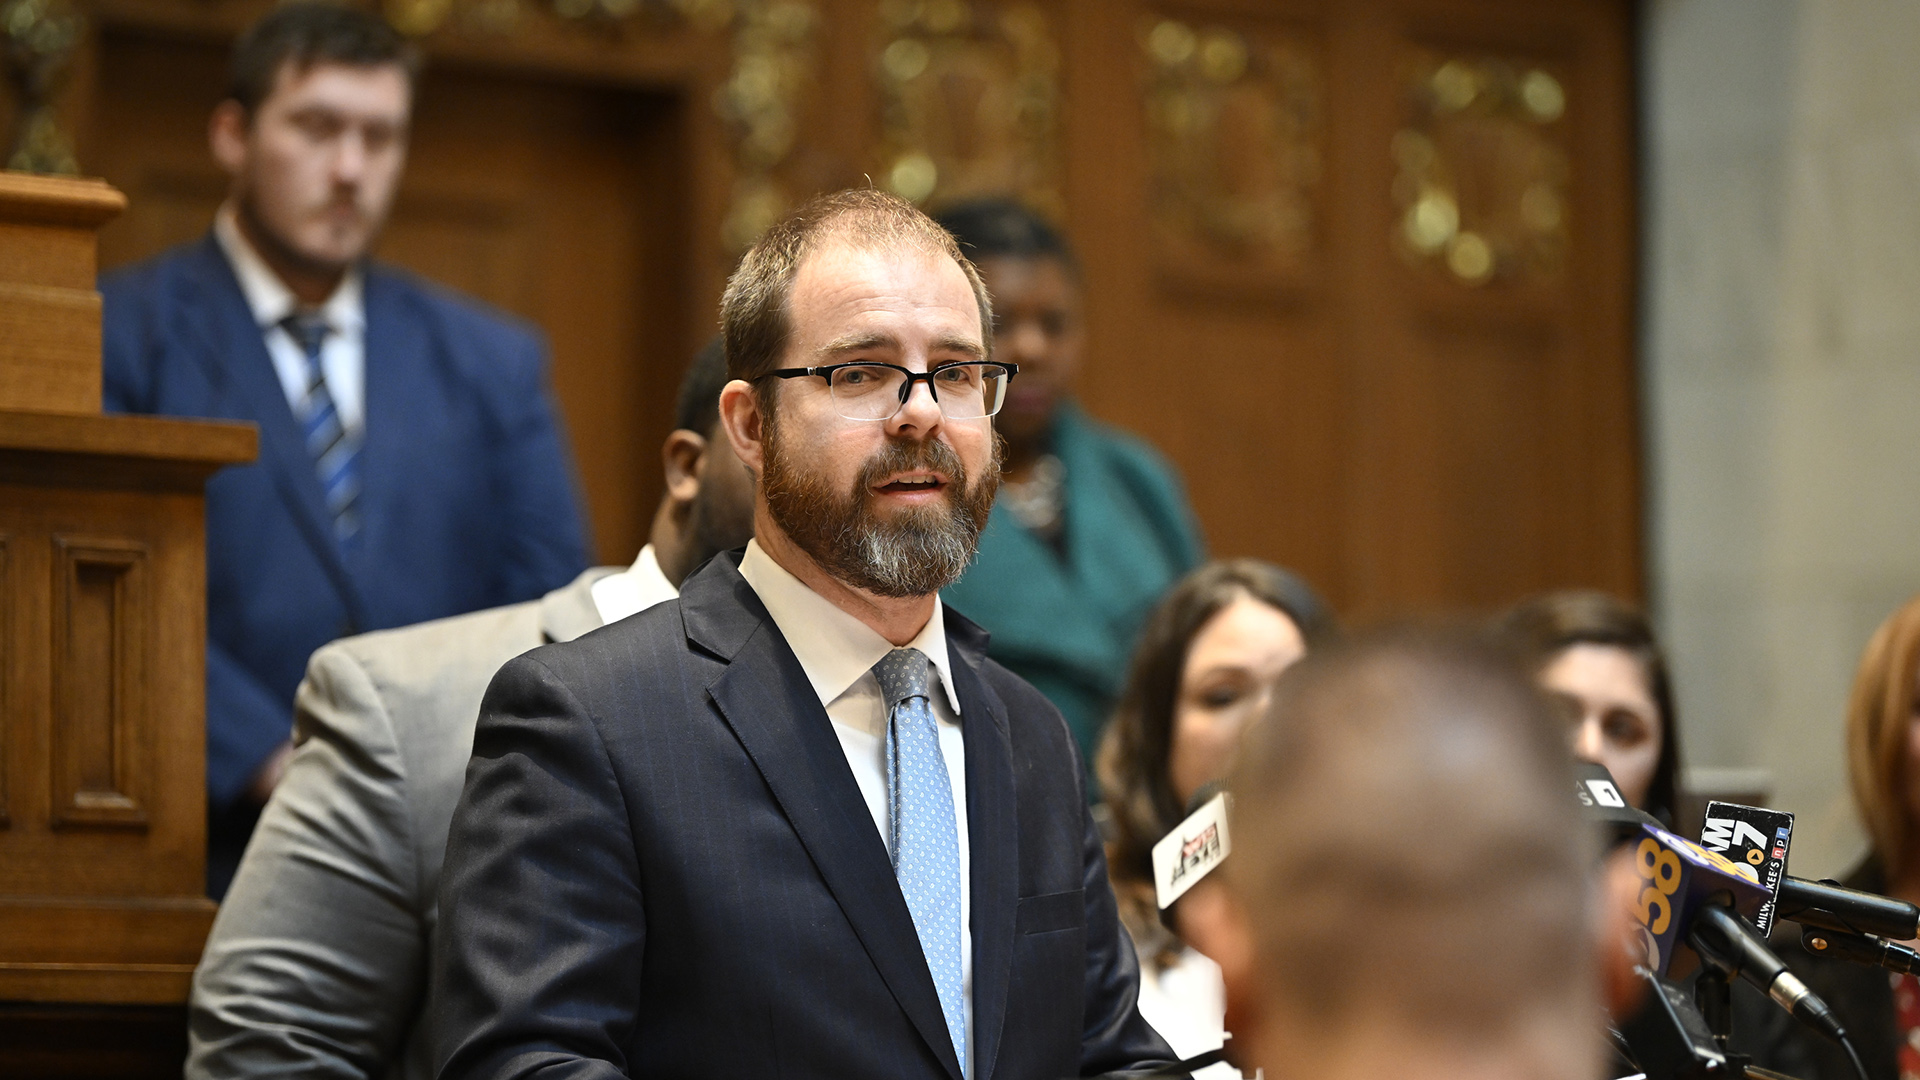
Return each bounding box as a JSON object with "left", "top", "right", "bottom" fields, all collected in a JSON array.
[{"left": 875, "top": 473, "right": 947, "bottom": 494}]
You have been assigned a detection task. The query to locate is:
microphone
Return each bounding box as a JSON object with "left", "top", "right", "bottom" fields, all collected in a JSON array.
[
  {"left": 1624, "top": 822, "right": 1770, "bottom": 976},
  {"left": 1800, "top": 925, "right": 1920, "bottom": 975},
  {"left": 1688, "top": 902, "right": 1846, "bottom": 1043},
  {"left": 1695, "top": 801, "right": 1920, "bottom": 940},
  {"left": 1776, "top": 875, "right": 1920, "bottom": 941}
]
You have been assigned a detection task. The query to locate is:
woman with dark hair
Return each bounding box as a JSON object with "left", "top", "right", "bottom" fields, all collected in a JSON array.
[
  {"left": 1097, "top": 558, "right": 1335, "bottom": 1072},
  {"left": 1499, "top": 590, "right": 1683, "bottom": 826}
]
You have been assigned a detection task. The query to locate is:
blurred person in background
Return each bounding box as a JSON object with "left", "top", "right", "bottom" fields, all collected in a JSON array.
[
  {"left": 1096, "top": 559, "right": 1334, "bottom": 1074},
  {"left": 1501, "top": 590, "right": 1683, "bottom": 827},
  {"left": 934, "top": 199, "right": 1204, "bottom": 775},
  {"left": 1733, "top": 593, "right": 1920, "bottom": 1080},
  {"left": 1189, "top": 629, "right": 1603, "bottom": 1080},
  {"left": 186, "top": 342, "right": 749, "bottom": 1080},
  {"left": 101, "top": 1, "right": 590, "bottom": 895}
]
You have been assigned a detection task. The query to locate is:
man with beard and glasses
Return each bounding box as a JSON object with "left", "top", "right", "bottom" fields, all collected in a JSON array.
[
  {"left": 433, "top": 190, "right": 1180, "bottom": 1080},
  {"left": 187, "top": 341, "right": 751, "bottom": 1080},
  {"left": 101, "top": 1, "right": 589, "bottom": 895}
]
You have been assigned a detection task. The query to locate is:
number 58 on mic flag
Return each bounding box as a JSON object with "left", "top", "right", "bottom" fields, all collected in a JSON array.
[{"left": 1628, "top": 824, "right": 1771, "bottom": 975}]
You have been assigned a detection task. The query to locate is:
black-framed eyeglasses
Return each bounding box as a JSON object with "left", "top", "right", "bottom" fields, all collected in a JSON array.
[{"left": 757, "top": 360, "right": 1019, "bottom": 421}]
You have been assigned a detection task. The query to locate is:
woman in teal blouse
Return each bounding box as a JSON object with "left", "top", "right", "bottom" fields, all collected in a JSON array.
[{"left": 936, "top": 199, "right": 1205, "bottom": 778}]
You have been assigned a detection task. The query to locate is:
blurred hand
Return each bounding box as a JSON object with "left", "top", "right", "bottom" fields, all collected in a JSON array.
[{"left": 246, "top": 740, "right": 295, "bottom": 806}]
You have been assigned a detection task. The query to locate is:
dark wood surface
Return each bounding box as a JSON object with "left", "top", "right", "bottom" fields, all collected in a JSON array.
[{"left": 0, "top": 1003, "right": 188, "bottom": 1079}]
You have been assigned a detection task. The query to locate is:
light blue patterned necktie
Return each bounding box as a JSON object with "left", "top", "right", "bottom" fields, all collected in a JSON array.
[
  {"left": 873, "top": 647, "right": 966, "bottom": 1077},
  {"left": 282, "top": 312, "right": 360, "bottom": 546}
]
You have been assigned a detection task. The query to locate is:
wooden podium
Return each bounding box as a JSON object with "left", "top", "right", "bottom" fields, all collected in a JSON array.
[{"left": 0, "top": 172, "right": 255, "bottom": 1073}]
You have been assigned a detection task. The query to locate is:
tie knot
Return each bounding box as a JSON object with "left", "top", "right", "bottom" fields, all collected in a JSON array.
[
  {"left": 280, "top": 312, "right": 331, "bottom": 358},
  {"left": 872, "top": 647, "right": 932, "bottom": 708}
]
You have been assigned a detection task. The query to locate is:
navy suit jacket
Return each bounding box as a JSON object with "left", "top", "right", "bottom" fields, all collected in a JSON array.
[
  {"left": 102, "top": 235, "right": 590, "bottom": 812},
  {"left": 432, "top": 552, "right": 1177, "bottom": 1080}
]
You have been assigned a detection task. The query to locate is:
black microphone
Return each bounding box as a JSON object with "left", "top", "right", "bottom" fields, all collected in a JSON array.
[
  {"left": 1800, "top": 925, "right": 1920, "bottom": 975},
  {"left": 1689, "top": 902, "right": 1846, "bottom": 1044},
  {"left": 1776, "top": 875, "right": 1920, "bottom": 940}
]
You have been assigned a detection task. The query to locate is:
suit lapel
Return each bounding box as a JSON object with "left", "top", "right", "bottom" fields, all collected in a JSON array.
[
  {"left": 178, "top": 236, "right": 363, "bottom": 623},
  {"left": 687, "top": 558, "right": 965, "bottom": 1080},
  {"left": 947, "top": 611, "right": 1018, "bottom": 1080},
  {"left": 355, "top": 269, "right": 428, "bottom": 578}
]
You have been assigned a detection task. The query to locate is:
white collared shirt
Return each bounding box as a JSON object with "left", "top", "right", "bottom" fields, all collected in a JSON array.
[
  {"left": 589, "top": 544, "right": 679, "bottom": 625},
  {"left": 213, "top": 204, "right": 367, "bottom": 436},
  {"left": 737, "top": 540, "right": 974, "bottom": 1076}
]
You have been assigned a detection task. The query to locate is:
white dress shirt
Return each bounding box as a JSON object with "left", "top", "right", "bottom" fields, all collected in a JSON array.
[
  {"left": 1134, "top": 945, "right": 1236, "bottom": 1080},
  {"left": 737, "top": 539, "right": 974, "bottom": 1077},
  {"left": 213, "top": 204, "right": 367, "bottom": 436},
  {"left": 589, "top": 544, "right": 679, "bottom": 625}
]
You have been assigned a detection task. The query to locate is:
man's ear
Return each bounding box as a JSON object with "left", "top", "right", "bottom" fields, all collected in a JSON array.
[
  {"left": 718, "top": 379, "right": 766, "bottom": 476},
  {"left": 661, "top": 429, "right": 707, "bottom": 505},
  {"left": 209, "top": 100, "right": 250, "bottom": 178}
]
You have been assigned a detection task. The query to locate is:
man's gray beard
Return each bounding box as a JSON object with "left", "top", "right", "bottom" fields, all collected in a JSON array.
[{"left": 760, "top": 415, "right": 1000, "bottom": 599}]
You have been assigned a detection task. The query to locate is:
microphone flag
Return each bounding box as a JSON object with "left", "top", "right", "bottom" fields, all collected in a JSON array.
[
  {"left": 1628, "top": 823, "right": 1771, "bottom": 976},
  {"left": 1698, "top": 801, "right": 1794, "bottom": 935}
]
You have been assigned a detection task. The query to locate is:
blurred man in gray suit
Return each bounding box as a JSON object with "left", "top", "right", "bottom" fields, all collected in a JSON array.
[{"left": 185, "top": 341, "right": 753, "bottom": 1080}]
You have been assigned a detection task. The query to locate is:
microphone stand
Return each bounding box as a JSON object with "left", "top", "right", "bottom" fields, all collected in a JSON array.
[{"left": 1615, "top": 965, "right": 1806, "bottom": 1080}]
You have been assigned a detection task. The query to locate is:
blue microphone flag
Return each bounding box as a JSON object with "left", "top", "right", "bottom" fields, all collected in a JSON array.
[{"left": 1628, "top": 823, "right": 1771, "bottom": 976}]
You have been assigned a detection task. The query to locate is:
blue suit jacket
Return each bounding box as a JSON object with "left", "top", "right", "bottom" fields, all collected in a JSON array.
[
  {"left": 102, "top": 235, "right": 590, "bottom": 812},
  {"left": 432, "top": 552, "right": 1177, "bottom": 1080}
]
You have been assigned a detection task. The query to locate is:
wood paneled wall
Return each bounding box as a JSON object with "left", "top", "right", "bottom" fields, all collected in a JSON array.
[{"left": 9, "top": 0, "right": 1638, "bottom": 618}]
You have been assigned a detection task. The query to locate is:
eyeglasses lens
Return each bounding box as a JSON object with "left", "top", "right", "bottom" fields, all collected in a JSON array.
[{"left": 827, "top": 363, "right": 1009, "bottom": 420}]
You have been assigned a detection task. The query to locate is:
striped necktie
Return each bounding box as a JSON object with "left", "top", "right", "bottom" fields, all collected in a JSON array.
[
  {"left": 281, "top": 312, "right": 360, "bottom": 545},
  {"left": 873, "top": 647, "right": 967, "bottom": 1076}
]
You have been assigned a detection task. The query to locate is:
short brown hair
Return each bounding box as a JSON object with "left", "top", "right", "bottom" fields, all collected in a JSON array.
[
  {"left": 1228, "top": 628, "right": 1591, "bottom": 1036},
  {"left": 228, "top": 2, "right": 420, "bottom": 116},
  {"left": 719, "top": 189, "right": 993, "bottom": 395},
  {"left": 1848, "top": 594, "right": 1920, "bottom": 879}
]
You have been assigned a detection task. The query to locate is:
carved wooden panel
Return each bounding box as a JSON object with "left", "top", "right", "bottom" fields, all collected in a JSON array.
[
  {"left": 1392, "top": 47, "right": 1571, "bottom": 289},
  {"left": 49, "top": 536, "right": 150, "bottom": 831},
  {"left": 873, "top": 0, "right": 1062, "bottom": 214},
  {"left": 1140, "top": 7, "right": 1324, "bottom": 295}
]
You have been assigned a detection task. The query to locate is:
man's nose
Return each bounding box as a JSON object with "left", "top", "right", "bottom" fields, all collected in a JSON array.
[
  {"left": 886, "top": 374, "right": 944, "bottom": 435},
  {"left": 332, "top": 131, "right": 368, "bottom": 184}
]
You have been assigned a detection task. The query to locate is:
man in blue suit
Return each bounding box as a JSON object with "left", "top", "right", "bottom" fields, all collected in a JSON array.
[{"left": 101, "top": 2, "right": 590, "bottom": 895}]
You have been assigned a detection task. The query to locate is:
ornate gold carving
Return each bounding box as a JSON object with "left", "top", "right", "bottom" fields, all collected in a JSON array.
[
  {"left": 0, "top": 0, "right": 83, "bottom": 175},
  {"left": 873, "top": 0, "right": 1062, "bottom": 215},
  {"left": 1141, "top": 14, "right": 1322, "bottom": 287},
  {"left": 1392, "top": 51, "right": 1569, "bottom": 287},
  {"left": 717, "top": 0, "right": 818, "bottom": 252}
]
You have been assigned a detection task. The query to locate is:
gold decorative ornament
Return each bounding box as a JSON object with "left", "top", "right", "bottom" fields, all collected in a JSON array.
[
  {"left": 872, "top": 0, "right": 1062, "bottom": 215},
  {"left": 1140, "top": 13, "right": 1322, "bottom": 290},
  {"left": 0, "top": 0, "right": 83, "bottom": 175},
  {"left": 716, "top": 0, "right": 818, "bottom": 252},
  {"left": 1391, "top": 50, "right": 1570, "bottom": 287}
]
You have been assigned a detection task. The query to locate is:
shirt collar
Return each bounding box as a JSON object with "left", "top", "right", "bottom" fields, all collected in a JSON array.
[
  {"left": 213, "top": 202, "right": 365, "bottom": 334},
  {"left": 589, "top": 543, "right": 679, "bottom": 625},
  {"left": 737, "top": 539, "right": 962, "bottom": 715}
]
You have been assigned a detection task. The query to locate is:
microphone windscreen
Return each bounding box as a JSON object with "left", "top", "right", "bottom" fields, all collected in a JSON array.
[
  {"left": 1574, "top": 761, "right": 1663, "bottom": 847},
  {"left": 1627, "top": 823, "right": 1771, "bottom": 976}
]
